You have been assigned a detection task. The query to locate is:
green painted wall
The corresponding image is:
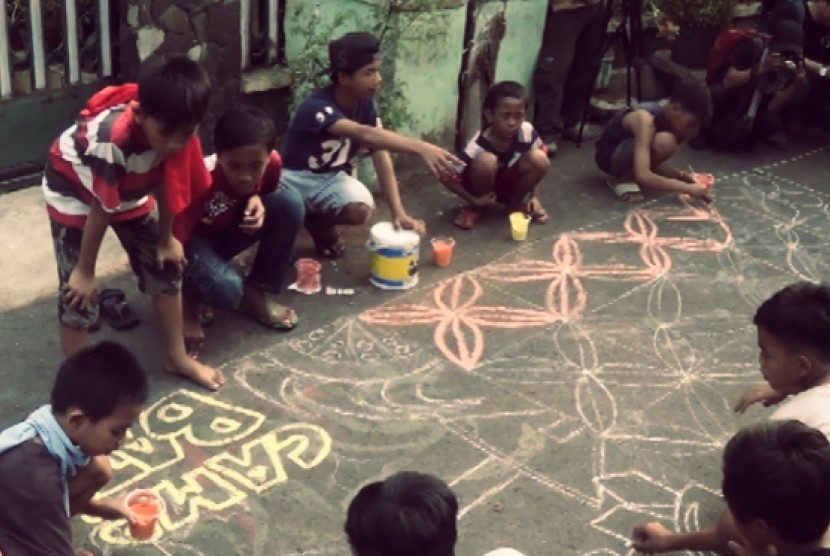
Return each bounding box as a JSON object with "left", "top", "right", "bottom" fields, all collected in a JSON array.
[
  {"left": 284, "top": 0, "right": 548, "bottom": 143},
  {"left": 495, "top": 0, "right": 548, "bottom": 87}
]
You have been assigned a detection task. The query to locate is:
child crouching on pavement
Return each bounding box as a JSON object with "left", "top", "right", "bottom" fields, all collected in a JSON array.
[
  {"left": 595, "top": 81, "right": 714, "bottom": 204},
  {"left": 441, "top": 81, "right": 551, "bottom": 230},
  {"left": 179, "top": 105, "right": 303, "bottom": 357},
  {"left": 0, "top": 342, "right": 147, "bottom": 556},
  {"left": 631, "top": 281, "right": 830, "bottom": 553}
]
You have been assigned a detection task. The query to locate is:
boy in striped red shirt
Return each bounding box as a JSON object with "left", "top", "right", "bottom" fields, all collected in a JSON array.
[{"left": 42, "top": 54, "right": 224, "bottom": 391}]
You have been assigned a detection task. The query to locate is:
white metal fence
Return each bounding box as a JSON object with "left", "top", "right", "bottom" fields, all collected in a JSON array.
[
  {"left": 1, "top": 0, "right": 113, "bottom": 99},
  {"left": 240, "top": 0, "right": 281, "bottom": 70}
]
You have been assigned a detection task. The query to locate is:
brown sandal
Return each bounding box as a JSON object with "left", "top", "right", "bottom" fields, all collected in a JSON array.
[{"left": 527, "top": 198, "right": 549, "bottom": 224}]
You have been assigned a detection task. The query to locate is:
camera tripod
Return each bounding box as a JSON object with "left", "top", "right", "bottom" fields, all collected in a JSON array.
[{"left": 576, "top": 0, "right": 645, "bottom": 145}]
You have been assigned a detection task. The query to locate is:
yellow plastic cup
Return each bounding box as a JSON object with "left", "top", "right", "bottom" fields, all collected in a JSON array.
[{"left": 509, "top": 212, "right": 531, "bottom": 241}]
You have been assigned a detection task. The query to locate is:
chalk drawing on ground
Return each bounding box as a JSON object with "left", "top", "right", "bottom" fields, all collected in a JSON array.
[{"left": 82, "top": 147, "right": 830, "bottom": 555}]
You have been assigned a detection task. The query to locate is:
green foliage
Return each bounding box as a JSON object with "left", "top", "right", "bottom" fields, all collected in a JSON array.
[
  {"left": 287, "top": 0, "right": 451, "bottom": 132},
  {"left": 653, "top": 0, "right": 738, "bottom": 29}
]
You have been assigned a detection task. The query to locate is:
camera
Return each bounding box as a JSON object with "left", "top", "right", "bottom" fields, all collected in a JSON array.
[{"left": 760, "top": 52, "right": 803, "bottom": 93}]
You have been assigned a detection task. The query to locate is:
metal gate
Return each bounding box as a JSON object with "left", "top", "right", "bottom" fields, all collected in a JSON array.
[{"left": 0, "top": 0, "right": 115, "bottom": 189}]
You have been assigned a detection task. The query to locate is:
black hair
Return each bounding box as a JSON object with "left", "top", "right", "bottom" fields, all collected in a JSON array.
[
  {"left": 138, "top": 54, "right": 212, "bottom": 131},
  {"left": 669, "top": 80, "right": 713, "bottom": 126},
  {"left": 722, "top": 420, "right": 830, "bottom": 543},
  {"left": 328, "top": 32, "right": 380, "bottom": 83},
  {"left": 483, "top": 81, "right": 527, "bottom": 112},
  {"left": 51, "top": 341, "right": 148, "bottom": 422},
  {"left": 754, "top": 282, "right": 830, "bottom": 361},
  {"left": 214, "top": 105, "right": 277, "bottom": 153},
  {"left": 345, "top": 471, "right": 459, "bottom": 556}
]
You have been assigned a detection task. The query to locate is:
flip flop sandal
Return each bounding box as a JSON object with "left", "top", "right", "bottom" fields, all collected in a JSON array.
[
  {"left": 606, "top": 177, "right": 644, "bottom": 203},
  {"left": 242, "top": 303, "right": 299, "bottom": 332},
  {"left": 306, "top": 216, "right": 347, "bottom": 259},
  {"left": 98, "top": 288, "right": 140, "bottom": 331},
  {"left": 453, "top": 207, "right": 482, "bottom": 230},
  {"left": 526, "top": 199, "right": 549, "bottom": 224},
  {"left": 198, "top": 305, "right": 215, "bottom": 326}
]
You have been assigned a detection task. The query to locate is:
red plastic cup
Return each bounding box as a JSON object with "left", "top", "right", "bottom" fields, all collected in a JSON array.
[
  {"left": 294, "top": 258, "right": 322, "bottom": 294},
  {"left": 125, "top": 489, "right": 164, "bottom": 540}
]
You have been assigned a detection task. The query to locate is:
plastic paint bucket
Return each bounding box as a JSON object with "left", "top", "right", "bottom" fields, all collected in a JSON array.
[{"left": 367, "top": 222, "right": 420, "bottom": 290}]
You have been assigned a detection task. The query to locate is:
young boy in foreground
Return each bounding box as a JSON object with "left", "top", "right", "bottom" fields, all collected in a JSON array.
[
  {"left": 722, "top": 420, "right": 829, "bottom": 556},
  {"left": 345, "top": 471, "right": 527, "bottom": 556},
  {"left": 42, "top": 54, "right": 224, "bottom": 390},
  {"left": 632, "top": 281, "right": 830, "bottom": 553},
  {"left": 595, "top": 81, "right": 715, "bottom": 203},
  {"left": 0, "top": 342, "right": 148, "bottom": 555},
  {"left": 442, "top": 81, "right": 551, "bottom": 230},
  {"left": 280, "top": 32, "right": 462, "bottom": 258}
]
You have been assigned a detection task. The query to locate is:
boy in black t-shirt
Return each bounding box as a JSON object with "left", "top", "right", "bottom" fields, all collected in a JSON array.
[{"left": 280, "top": 33, "right": 462, "bottom": 258}]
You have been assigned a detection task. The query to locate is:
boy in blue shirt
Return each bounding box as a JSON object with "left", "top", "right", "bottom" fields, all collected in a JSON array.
[{"left": 280, "top": 32, "right": 462, "bottom": 258}]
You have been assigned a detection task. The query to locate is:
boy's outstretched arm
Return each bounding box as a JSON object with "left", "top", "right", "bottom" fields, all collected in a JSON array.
[
  {"left": 371, "top": 150, "right": 426, "bottom": 235},
  {"left": 734, "top": 384, "right": 788, "bottom": 414},
  {"left": 154, "top": 185, "right": 187, "bottom": 276},
  {"left": 65, "top": 199, "right": 112, "bottom": 311},
  {"left": 328, "top": 120, "right": 462, "bottom": 178}
]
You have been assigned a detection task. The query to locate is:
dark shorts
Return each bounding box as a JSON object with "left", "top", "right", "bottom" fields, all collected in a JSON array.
[
  {"left": 461, "top": 163, "right": 524, "bottom": 204},
  {"left": 596, "top": 137, "right": 635, "bottom": 177},
  {"left": 51, "top": 212, "right": 181, "bottom": 330}
]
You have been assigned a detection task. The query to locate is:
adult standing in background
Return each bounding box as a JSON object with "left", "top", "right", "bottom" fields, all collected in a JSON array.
[
  {"left": 532, "top": 0, "right": 605, "bottom": 155},
  {"left": 801, "top": 0, "right": 830, "bottom": 130}
]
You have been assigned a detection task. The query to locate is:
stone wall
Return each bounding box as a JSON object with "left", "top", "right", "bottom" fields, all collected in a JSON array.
[{"left": 119, "top": 0, "right": 244, "bottom": 152}]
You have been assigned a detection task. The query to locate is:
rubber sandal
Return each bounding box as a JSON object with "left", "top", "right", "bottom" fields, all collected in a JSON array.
[
  {"left": 306, "top": 215, "right": 347, "bottom": 259},
  {"left": 526, "top": 198, "right": 549, "bottom": 224},
  {"left": 453, "top": 207, "right": 481, "bottom": 230},
  {"left": 198, "top": 305, "right": 215, "bottom": 326},
  {"left": 98, "top": 288, "right": 140, "bottom": 331},
  {"left": 242, "top": 301, "right": 299, "bottom": 332},
  {"left": 606, "top": 177, "right": 644, "bottom": 203}
]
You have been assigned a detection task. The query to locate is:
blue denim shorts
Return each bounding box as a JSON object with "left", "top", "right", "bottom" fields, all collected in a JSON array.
[{"left": 279, "top": 169, "right": 375, "bottom": 215}]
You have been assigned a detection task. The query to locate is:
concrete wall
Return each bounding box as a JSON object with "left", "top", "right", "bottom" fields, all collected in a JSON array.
[{"left": 119, "top": 0, "right": 243, "bottom": 151}]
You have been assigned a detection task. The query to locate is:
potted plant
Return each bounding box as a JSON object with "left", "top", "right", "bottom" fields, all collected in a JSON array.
[{"left": 653, "top": 0, "right": 738, "bottom": 68}]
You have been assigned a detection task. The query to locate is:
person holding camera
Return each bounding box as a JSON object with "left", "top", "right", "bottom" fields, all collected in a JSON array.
[
  {"left": 701, "top": 16, "right": 806, "bottom": 150},
  {"left": 802, "top": 0, "right": 830, "bottom": 131}
]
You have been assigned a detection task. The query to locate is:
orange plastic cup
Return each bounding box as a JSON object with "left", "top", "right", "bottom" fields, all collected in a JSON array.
[
  {"left": 431, "top": 237, "right": 455, "bottom": 267},
  {"left": 125, "top": 490, "right": 164, "bottom": 540},
  {"left": 694, "top": 173, "right": 715, "bottom": 188}
]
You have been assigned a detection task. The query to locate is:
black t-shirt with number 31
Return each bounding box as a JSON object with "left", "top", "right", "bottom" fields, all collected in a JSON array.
[{"left": 281, "top": 85, "right": 380, "bottom": 174}]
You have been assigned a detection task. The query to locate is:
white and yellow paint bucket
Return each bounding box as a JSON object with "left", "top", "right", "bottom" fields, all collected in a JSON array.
[{"left": 367, "top": 222, "right": 420, "bottom": 290}]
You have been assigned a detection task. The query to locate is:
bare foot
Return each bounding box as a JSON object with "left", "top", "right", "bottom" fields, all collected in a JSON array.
[
  {"left": 166, "top": 356, "right": 225, "bottom": 391},
  {"left": 75, "top": 549, "right": 94, "bottom": 556}
]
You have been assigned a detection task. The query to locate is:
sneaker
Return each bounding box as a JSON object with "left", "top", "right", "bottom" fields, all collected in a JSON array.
[
  {"left": 541, "top": 137, "right": 558, "bottom": 157},
  {"left": 561, "top": 123, "right": 602, "bottom": 142}
]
